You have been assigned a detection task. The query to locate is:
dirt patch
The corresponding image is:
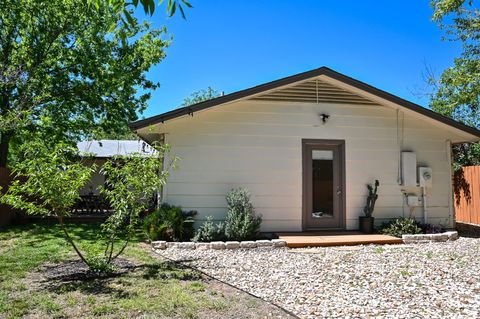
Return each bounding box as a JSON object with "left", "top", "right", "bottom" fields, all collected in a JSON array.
[
  {"left": 23, "top": 257, "right": 295, "bottom": 319},
  {"left": 44, "top": 259, "right": 136, "bottom": 280}
]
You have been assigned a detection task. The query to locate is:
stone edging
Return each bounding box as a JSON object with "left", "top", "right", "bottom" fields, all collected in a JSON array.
[
  {"left": 152, "top": 239, "right": 287, "bottom": 250},
  {"left": 402, "top": 231, "right": 459, "bottom": 244}
]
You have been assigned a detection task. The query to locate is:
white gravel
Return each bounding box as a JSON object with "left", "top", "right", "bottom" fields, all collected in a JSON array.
[{"left": 155, "top": 238, "right": 480, "bottom": 319}]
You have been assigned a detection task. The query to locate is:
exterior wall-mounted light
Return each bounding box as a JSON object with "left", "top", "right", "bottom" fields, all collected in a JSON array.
[{"left": 320, "top": 113, "right": 330, "bottom": 124}]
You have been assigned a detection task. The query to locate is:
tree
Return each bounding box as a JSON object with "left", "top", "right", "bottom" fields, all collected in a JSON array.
[
  {"left": 97, "top": 143, "right": 177, "bottom": 270},
  {"left": 429, "top": 0, "right": 480, "bottom": 168},
  {"left": 92, "top": 129, "right": 139, "bottom": 141},
  {"left": 181, "top": 87, "right": 220, "bottom": 107},
  {"left": 0, "top": 0, "right": 168, "bottom": 167},
  {"left": 0, "top": 140, "right": 95, "bottom": 266},
  {"left": 97, "top": 0, "right": 192, "bottom": 22},
  {"left": 1, "top": 139, "right": 176, "bottom": 273}
]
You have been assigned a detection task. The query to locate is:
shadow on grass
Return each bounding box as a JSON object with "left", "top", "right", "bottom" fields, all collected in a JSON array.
[
  {"left": 51, "top": 277, "right": 135, "bottom": 299},
  {"left": 37, "top": 258, "right": 201, "bottom": 297},
  {"left": 141, "top": 261, "right": 201, "bottom": 281},
  {"left": 3, "top": 222, "right": 202, "bottom": 300}
]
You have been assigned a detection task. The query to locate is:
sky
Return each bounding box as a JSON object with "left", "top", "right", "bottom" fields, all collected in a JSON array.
[{"left": 137, "top": 1, "right": 461, "bottom": 119}]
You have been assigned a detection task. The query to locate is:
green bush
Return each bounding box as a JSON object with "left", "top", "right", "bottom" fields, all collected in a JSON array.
[
  {"left": 84, "top": 251, "right": 116, "bottom": 275},
  {"left": 379, "top": 217, "right": 422, "bottom": 238},
  {"left": 193, "top": 188, "right": 262, "bottom": 242},
  {"left": 143, "top": 203, "right": 197, "bottom": 241},
  {"left": 192, "top": 216, "right": 225, "bottom": 242},
  {"left": 224, "top": 188, "right": 262, "bottom": 241}
]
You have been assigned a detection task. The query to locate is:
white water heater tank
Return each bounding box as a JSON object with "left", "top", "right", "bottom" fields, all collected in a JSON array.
[{"left": 402, "top": 152, "right": 417, "bottom": 187}]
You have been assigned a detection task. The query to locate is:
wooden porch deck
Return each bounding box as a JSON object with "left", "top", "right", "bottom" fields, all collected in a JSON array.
[{"left": 276, "top": 231, "right": 403, "bottom": 248}]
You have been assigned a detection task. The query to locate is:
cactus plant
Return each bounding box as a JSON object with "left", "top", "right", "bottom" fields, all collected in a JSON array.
[{"left": 363, "top": 180, "right": 379, "bottom": 218}]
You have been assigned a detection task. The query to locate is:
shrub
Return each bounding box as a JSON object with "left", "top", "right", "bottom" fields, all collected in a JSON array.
[
  {"left": 418, "top": 223, "right": 444, "bottom": 234},
  {"left": 143, "top": 203, "right": 197, "bottom": 241},
  {"left": 83, "top": 245, "right": 116, "bottom": 275},
  {"left": 379, "top": 217, "right": 422, "bottom": 238},
  {"left": 192, "top": 216, "right": 225, "bottom": 242},
  {"left": 224, "top": 188, "right": 262, "bottom": 241}
]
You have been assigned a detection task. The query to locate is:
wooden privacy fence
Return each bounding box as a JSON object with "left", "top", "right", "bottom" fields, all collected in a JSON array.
[
  {"left": 0, "top": 167, "right": 16, "bottom": 226},
  {"left": 454, "top": 166, "right": 480, "bottom": 225}
]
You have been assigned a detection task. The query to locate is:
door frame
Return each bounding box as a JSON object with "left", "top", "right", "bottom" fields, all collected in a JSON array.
[{"left": 302, "top": 139, "right": 346, "bottom": 231}]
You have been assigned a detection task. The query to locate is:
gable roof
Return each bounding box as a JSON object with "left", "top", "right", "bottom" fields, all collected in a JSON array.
[
  {"left": 129, "top": 67, "right": 480, "bottom": 138},
  {"left": 77, "top": 140, "right": 156, "bottom": 158}
]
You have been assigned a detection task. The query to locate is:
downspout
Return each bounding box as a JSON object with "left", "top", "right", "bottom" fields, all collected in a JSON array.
[
  {"left": 422, "top": 186, "right": 428, "bottom": 224},
  {"left": 396, "top": 109, "right": 405, "bottom": 185},
  {"left": 446, "top": 139, "right": 454, "bottom": 228}
]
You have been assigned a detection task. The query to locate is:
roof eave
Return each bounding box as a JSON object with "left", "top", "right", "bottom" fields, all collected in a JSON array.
[{"left": 129, "top": 67, "right": 480, "bottom": 139}]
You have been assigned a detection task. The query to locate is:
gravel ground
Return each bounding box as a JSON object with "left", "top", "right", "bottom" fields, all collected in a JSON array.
[{"left": 155, "top": 238, "right": 480, "bottom": 319}]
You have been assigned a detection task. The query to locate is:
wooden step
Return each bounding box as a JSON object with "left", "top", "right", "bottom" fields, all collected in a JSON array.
[{"left": 277, "top": 233, "right": 403, "bottom": 248}]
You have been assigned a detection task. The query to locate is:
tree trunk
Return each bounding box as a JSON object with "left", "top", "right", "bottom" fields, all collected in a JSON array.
[
  {"left": 58, "top": 215, "right": 90, "bottom": 267},
  {"left": 0, "top": 131, "right": 12, "bottom": 168}
]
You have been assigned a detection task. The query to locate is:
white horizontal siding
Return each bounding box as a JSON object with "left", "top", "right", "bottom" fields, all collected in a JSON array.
[{"left": 156, "top": 99, "right": 458, "bottom": 231}]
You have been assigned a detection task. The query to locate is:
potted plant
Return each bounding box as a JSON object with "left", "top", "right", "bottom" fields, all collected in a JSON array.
[{"left": 359, "top": 180, "right": 379, "bottom": 233}]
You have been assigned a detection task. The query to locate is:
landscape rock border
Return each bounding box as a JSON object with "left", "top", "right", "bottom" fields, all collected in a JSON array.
[
  {"left": 402, "top": 231, "right": 459, "bottom": 244},
  {"left": 152, "top": 239, "right": 287, "bottom": 250}
]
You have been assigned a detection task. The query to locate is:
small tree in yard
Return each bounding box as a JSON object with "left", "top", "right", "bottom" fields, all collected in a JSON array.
[
  {"left": 0, "top": 140, "right": 94, "bottom": 266},
  {"left": 99, "top": 145, "right": 177, "bottom": 268},
  {"left": 1, "top": 140, "right": 176, "bottom": 273}
]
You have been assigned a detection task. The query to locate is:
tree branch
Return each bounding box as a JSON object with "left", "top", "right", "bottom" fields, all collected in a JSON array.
[{"left": 57, "top": 214, "right": 91, "bottom": 267}]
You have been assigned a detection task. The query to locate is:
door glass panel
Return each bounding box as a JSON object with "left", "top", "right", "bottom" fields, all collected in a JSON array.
[
  {"left": 312, "top": 150, "right": 334, "bottom": 219},
  {"left": 312, "top": 150, "right": 333, "bottom": 160}
]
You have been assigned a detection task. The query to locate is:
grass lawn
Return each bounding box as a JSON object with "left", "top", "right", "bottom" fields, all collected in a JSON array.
[{"left": 0, "top": 222, "right": 290, "bottom": 319}]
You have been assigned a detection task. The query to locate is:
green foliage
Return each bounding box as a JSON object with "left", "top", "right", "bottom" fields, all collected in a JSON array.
[
  {"left": 92, "top": 129, "right": 139, "bottom": 141},
  {"left": 0, "top": 0, "right": 169, "bottom": 167},
  {"left": 193, "top": 188, "right": 262, "bottom": 242},
  {"left": 193, "top": 216, "right": 226, "bottom": 242},
  {"left": 99, "top": 143, "right": 178, "bottom": 265},
  {"left": 1, "top": 139, "right": 177, "bottom": 273},
  {"left": 429, "top": 0, "right": 480, "bottom": 168},
  {"left": 83, "top": 245, "right": 117, "bottom": 274},
  {"left": 0, "top": 223, "right": 243, "bottom": 318},
  {"left": 431, "top": 0, "right": 472, "bottom": 21},
  {"left": 143, "top": 203, "right": 197, "bottom": 241},
  {"left": 0, "top": 139, "right": 95, "bottom": 267},
  {"left": 224, "top": 188, "right": 262, "bottom": 241},
  {"left": 181, "top": 87, "right": 221, "bottom": 107},
  {"left": 363, "top": 180, "right": 379, "bottom": 218},
  {"left": 452, "top": 143, "right": 480, "bottom": 170},
  {"left": 0, "top": 140, "right": 93, "bottom": 217},
  {"left": 379, "top": 217, "right": 423, "bottom": 238},
  {"left": 96, "top": 0, "right": 193, "bottom": 25}
]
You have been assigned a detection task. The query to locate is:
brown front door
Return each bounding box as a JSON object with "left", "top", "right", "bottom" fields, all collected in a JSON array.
[{"left": 302, "top": 139, "right": 345, "bottom": 230}]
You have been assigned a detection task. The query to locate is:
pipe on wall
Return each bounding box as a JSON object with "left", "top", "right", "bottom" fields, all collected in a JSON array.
[{"left": 422, "top": 186, "right": 428, "bottom": 224}]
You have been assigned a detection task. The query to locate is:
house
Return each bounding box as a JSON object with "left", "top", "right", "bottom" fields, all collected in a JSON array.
[
  {"left": 130, "top": 67, "right": 480, "bottom": 232},
  {"left": 77, "top": 139, "right": 156, "bottom": 195}
]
